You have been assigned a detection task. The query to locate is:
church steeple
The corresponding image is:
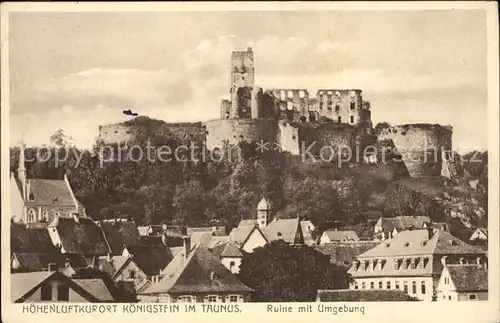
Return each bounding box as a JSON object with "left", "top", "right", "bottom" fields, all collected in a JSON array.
[{"left": 257, "top": 197, "right": 270, "bottom": 230}]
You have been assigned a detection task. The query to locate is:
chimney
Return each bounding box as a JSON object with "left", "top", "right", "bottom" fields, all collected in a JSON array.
[
  {"left": 440, "top": 256, "right": 448, "bottom": 266},
  {"left": 107, "top": 253, "right": 112, "bottom": 261},
  {"left": 182, "top": 236, "right": 191, "bottom": 259},
  {"left": 73, "top": 213, "right": 80, "bottom": 224},
  {"left": 476, "top": 257, "right": 482, "bottom": 267},
  {"left": 459, "top": 257, "right": 464, "bottom": 265},
  {"left": 47, "top": 263, "right": 56, "bottom": 272},
  {"left": 426, "top": 227, "right": 434, "bottom": 240},
  {"left": 334, "top": 228, "right": 338, "bottom": 232}
]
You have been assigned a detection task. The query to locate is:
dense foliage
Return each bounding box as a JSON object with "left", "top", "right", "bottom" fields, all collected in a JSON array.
[
  {"left": 237, "top": 240, "right": 352, "bottom": 302},
  {"left": 9, "top": 119, "right": 488, "bottom": 238}
]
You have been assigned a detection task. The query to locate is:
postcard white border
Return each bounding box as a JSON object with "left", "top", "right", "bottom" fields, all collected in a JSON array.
[{"left": 1, "top": 2, "right": 498, "bottom": 323}]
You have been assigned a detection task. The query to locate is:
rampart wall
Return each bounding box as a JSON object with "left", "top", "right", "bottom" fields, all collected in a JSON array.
[{"left": 377, "top": 124, "right": 453, "bottom": 177}]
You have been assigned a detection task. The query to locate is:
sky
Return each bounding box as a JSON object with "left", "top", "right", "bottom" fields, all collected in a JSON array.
[{"left": 9, "top": 10, "right": 488, "bottom": 151}]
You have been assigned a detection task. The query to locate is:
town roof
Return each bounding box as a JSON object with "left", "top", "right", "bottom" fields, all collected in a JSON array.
[
  {"left": 72, "top": 279, "right": 115, "bottom": 301},
  {"left": 316, "top": 289, "right": 415, "bottom": 302},
  {"left": 186, "top": 226, "right": 226, "bottom": 236},
  {"left": 50, "top": 216, "right": 110, "bottom": 255},
  {"left": 141, "top": 245, "right": 253, "bottom": 295},
  {"left": 265, "top": 218, "right": 303, "bottom": 244},
  {"left": 99, "top": 220, "right": 142, "bottom": 255},
  {"left": 300, "top": 221, "right": 315, "bottom": 246},
  {"left": 359, "top": 229, "right": 485, "bottom": 258},
  {"left": 211, "top": 241, "right": 244, "bottom": 259},
  {"left": 378, "top": 216, "right": 431, "bottom": 233},
  {"left": 229, "top": 225, "right": 256, "bottom": 245},
  {"left": 11, "top": 223, "right": 35, "bottom": 254},
  {"left": 207, "top": 236, "right": 231, "bottom": 249},
  {"left": 97, "top": 255, "right": 131, "bottom": 278},
  {"left": 124, "top": 245, "right": 173, "bottom": 277},
  {"left": 447, "top": 265, "right": 488, "bottom": 291},
  {"left": 11, "top": 271, "right": 56, "bottom": 302},
  {"left": 316, "top": 242, "right": 380, "bottom": 267},
  {"left": 12, "top": 252, "right": 87, "bottom": 272},
  {"left": 189, "top": 231, "right": 213, "bottom": 247},
  {"left": 137, "top": 226, "right": 150, "bottom": 236},
  {"left": 422, "top": 222, "right": 450, "bottom": 232},
  {"left": 238, "top": 219, "right": 257, "bottom": 228},
  {"left": 24, "top": 179, "right": 76, "bottom": 206},
  {"left": 322, "top": 230, "right": 359, "bottom": 242}
]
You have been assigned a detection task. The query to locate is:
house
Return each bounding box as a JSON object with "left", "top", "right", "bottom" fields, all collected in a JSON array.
[
  {"left": 265, "top": 217, "right": 304, "bottom": 245},
  {"left": 210, "top": 241, "right": 244, "bottom": 274},
  {"left": 319, "top": 230, "right": 360, "bottom": 244},
  {"left": 48, "top": 215, "right": 110, "bottom": 257},
  {"left": 121, "top": 244, "right": 174, "bottom": 286},
  {"left": 436, "top": 260, "right": 488, "bottom": 301},
  {"left": 189, "top": 231, "right": 214, "bottom": 247},
  {"left": 373, "top": 216, "right": 431, "bottom": 241},
  {"left": 229, "top": 225, "right": 268, "bottom": 253},
  {"left": 316, "top": 241, "right": 380, "bottom": 268},
  {"left": 99, "top": 219, "right": 143, "bottom": 255},
  {"left": 138, "top": 237, "right": 253, "bottom": 303},
  {"left": 469, "top": 228, "right": 488, "bottom": 243},
  {"left": 98, "top": 255, "right": 149, "bottom": 293},
  {"left": 137, "top": 224, "right": 184, "bottom": 246},
  {"left": 12, "top": 271, "right": 116, "bottom": 302},
  {"left": 316, "top": 289, "right": 417, "bottom": 302},
  {"left": 10, "top": 141, "right": 87, "bottom": 225},
  {"left": 348, "top": 228, "right": 487, "bottom": 301}
]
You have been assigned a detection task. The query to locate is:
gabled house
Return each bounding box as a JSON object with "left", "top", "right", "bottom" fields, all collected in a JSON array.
[
  {"left": 98, "top": 255, "right": 149, "bottom": 292},
  {"left": 12, "top": 271, "right": 116, "bottom": 303},
  {"left": 469, "top": 228, "right": 488, "bottom": 243},
  {"left": 210, "top": 241, "right": 244, "bottom": 274},
  {"left": 229, "top": 225, "right": 268, "bottom": 253},
  {"left": 121, "top": 244, "right": 174, "bottom": 286},
  {"left": 436, "top": 261, "right": 488, "bottom": 301},
  {"left": 138, "top": 237, "right": 253, "bottom": 303},
  {"left": 319, "top": 230, "right": 360, "bottom": 244},
  {"left": 373, "top": 216, "right": 431, "bottom": 241},
  {"left": 348, "top": 228, "right": 487, "bottom": 301},
  {"left": 10, "top": 141, "right": 87, "bottom": 225},
  {"left": 265, "top": 217, "right": 304, "bottom": 245}
]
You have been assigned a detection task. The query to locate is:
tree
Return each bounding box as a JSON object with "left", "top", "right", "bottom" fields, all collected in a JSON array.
[
  {"left": 238, "top": 240, "right": 352, "bottom": 302},
  {"left": 374, "top": 122, "right": 391, "bottom": 135}
]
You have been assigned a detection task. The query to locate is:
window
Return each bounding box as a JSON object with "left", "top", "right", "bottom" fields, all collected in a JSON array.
[
  {"left": 319, "top": 102, "right": 323, "bottom": 110},
  {"left": 204, "top": 295, "right": 218, "bottom": 303},
  {"left": 354, "top": 283, "right": 358, "bottom": 290},
  {"left": 350, "top": 102, "right": 355, "bottom": 110},
  {"left": 403, "top": 281, "right": 408, "bottom": 293},
  {"left": 350, "top": 116, "right": 354, "bottom": 124},
  {"left": 361, "top": 282, "right": 366, "bottom": 290},
  {"left": 468, "top": 294, "right": 477, "bottom": 300},
  {"left": 327, "top": 102, "right": 332, "bottom": 110},
  {"left": 448, "top": 296, "right": 451, "bottom": 300},
  {"left": 338, "top": 116, "right": 342, "bottom": 123},
  {"left": 229, "top": 261, "right": 235, "bottom": 269},
  {"left": 42, "top": 211, "right": 49, "bottom": 222},
  {"left": 129, "top": 270, "right": 136, "bottom": 279},
  {"left": 227, "top": 295, "right": 243, "bottom": 303},
  {"left": 412, "top": 281, "right": 417, "bottom": 294},
  {"left": 378, "top": 281, "right": 383, "bottom": 289},
  {"left": 29, "top": 193, "right": 35, "bottom": 201},
  {"left": 444, "top": 277, "right": 449, "bottom": 284},
  {"left": 41, "top": 284, "right": 52, "bottom": 301},
  {"left": 177, "top": 295, "right": 194, "bottom": 303},
  {"left": 57, "top": 285, "right": 69, "bottom": 301},
  {"left": 370, "top": 282, "right": 375, "bottom": 289},
  {"left": 335, "top": 103, "right": 340, "bottom": 112},
  {"left": 386, "top": 281, "right": 391, "bottom": 289},
  {"left": 421, "top": 281, "right": 426, "bottom": 294},
  {"left": 27, "top": 209, "right": 36, "bottom": 223}
]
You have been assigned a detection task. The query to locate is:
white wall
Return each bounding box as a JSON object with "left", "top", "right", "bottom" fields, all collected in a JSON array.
[{"left": 241, "top": 230, "right": 267, "bottom": 253}]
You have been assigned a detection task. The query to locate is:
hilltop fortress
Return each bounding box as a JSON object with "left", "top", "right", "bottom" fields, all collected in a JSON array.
[{"left": 97, "top": 47, "right": 456, "bottom": 179}]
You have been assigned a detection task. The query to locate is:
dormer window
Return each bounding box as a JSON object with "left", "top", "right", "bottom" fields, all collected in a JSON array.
[
  {"left": 28, "top": 193, "right": 35, "bottom": 202},
  {"left": 52, "top": 197, "right": 59, "bottom": 204},
  {"left": 404, "top": 242, "right": 410, "bottom": 247}
]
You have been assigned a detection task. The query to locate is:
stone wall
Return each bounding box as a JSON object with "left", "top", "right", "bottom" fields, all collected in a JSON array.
[
  {"left": 377, "top": 124, "right": 453, "bottom": 177},
  {"left": 312, "top": 89, "right": 364, "bottom": 126},
  {"left": 204, "top": 118, "right": 279, "bottom": 150},
  {"left": 97, "top": 124, "right": 136, "bottom": 145}
]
